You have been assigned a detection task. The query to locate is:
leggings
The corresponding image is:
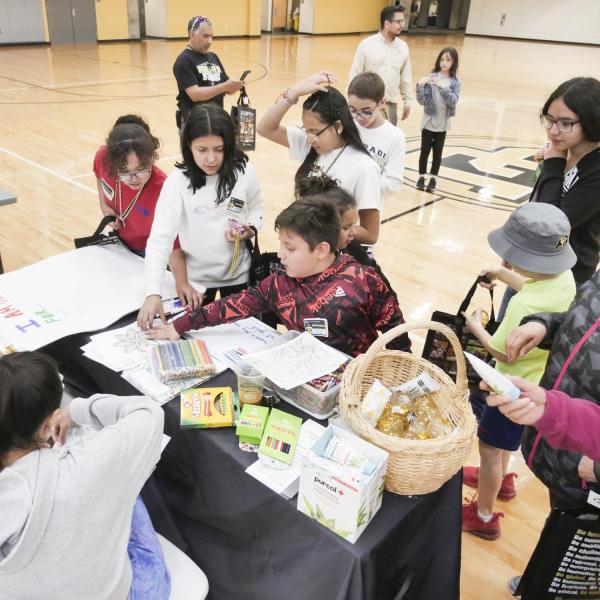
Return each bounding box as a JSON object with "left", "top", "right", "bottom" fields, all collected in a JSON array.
[{"left": 418, "top": 128, "right": 447, "bottom": 175}]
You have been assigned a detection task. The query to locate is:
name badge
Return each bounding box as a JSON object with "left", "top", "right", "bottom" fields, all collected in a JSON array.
[
  {"left": 303, "top": 318, "right": 329, "bottom": 338},
  {"left": 588, "top": 490, "right": 600, "bottom": 510},
  {"left": 101, "top": 179, "right": 114, "bottom": 202},
  {"left": 227, "top": 197, "right": 244, "bottom": 213}
]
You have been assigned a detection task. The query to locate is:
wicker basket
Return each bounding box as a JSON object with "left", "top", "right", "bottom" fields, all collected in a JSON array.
[{"left": 339, "top": 320, "right": 476, "bottom": 495}]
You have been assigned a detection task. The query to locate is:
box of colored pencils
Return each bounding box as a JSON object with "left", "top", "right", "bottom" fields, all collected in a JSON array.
[
  {"left": 236, "top": 404, "right": 269, "bottom": 445},
  {"left": 150, "top": 339, "right": 215, "bottom": 383},
  {"left": 180, "top": 387, "right": 234, "bottom": 428},
  {"left": 258, "top": 408, "right": 302, "bottom": 466}
]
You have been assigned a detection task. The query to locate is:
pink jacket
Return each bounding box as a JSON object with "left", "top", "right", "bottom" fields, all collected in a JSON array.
[{"left": 536, "top": 390, "right": 600, "bottom": 462}]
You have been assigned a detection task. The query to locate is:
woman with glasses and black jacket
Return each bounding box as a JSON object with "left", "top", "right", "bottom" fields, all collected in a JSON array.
[{"left": 532, "top": 77, "right": 600, "bottom": 285}]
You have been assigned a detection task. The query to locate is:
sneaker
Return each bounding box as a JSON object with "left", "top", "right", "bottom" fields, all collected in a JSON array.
[
  {"left": 508, "top": 575, "right": 522, "bottom": 596},
  {"left": 461, "top": 496, "right": 504, "bottom": 540},
  {"left": 416, "top": 177, "right": 426, "bottom": 190},
  {"left": 463, "top": 466, "right": 518, "bottom": 500},
  {"left": 426, "top": 178, "right": 437, "bottom": 192}
]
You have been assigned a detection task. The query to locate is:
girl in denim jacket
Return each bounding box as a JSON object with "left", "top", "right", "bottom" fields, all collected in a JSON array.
[{"left": 415, "top": 47, "right": 461, "bottom": 192}]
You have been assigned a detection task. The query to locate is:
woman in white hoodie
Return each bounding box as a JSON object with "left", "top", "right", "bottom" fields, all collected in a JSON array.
[
  {"left": 0, "top": 351, "right": 169, "bottom": 600},
  {"left": 138, "top": 103, "right": 264, "bottom": 329}
]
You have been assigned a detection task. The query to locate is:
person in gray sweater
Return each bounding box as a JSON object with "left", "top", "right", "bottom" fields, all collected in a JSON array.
[{"left": 0, "top": 351, "right": 169, "bottom": 600}]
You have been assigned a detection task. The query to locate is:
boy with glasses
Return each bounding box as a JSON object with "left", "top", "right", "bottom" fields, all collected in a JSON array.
[
  {"left": 348, "top": 5, "right": 412, "bottom": 125},
  {"left": 348, "top": 72, "right": 406, "bottom": 193}
]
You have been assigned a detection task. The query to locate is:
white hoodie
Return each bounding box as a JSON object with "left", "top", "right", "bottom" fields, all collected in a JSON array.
[
  {"left": 144, "top": 163, "right": 264, "bottom": 297},
  {"left": 0, "top": 394, "right": 164, "bottom": 600}
]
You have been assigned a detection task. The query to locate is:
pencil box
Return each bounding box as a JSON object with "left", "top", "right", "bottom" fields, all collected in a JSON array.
[{"left": 150, "top": 339, "right": 216, "bottom": 383}]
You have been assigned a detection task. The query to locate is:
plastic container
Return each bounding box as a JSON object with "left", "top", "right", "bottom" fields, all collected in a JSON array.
[{"left": 260, "top": 331, "right": 348, "bottom": 420}]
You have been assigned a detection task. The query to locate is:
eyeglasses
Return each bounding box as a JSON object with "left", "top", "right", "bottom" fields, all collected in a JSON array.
[
  {"left": 540, "top": 115, "right": 580, "bottom": 133},
  {"left": 390, "top": 18, "right": 405, "bottom": 24},
  {"left": 349, "top": 105, "right": 378, "bottom": 119},
  {"left": 301, "top": 123, "right": 333, "bottom": 138},
  {"left": 119, "top": 169, "right": 151, "bottom": 182}
]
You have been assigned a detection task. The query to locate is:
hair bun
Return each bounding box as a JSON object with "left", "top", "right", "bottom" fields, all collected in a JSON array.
[{"left": 296, "top": 174, "right": 338, "bottom": 198}]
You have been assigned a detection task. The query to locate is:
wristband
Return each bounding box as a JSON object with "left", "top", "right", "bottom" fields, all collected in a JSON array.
[{"left": 280, "top": 88, "right": 298, "bottom": 106}]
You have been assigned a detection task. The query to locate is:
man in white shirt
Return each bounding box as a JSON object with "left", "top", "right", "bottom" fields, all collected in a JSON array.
[{"left": 348, "top": 5, "right": 412, "bottom": 126}]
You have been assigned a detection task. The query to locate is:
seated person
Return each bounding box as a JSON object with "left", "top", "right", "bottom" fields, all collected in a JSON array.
[
  {"left": 147, "top": 199, "right": 411, "bottom": 357},
  {"left": 0, "top": 351, "right": 170, "bottom": 599}
]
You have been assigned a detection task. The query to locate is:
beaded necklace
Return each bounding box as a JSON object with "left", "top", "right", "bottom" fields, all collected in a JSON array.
[{"left": 116, "top": 179, "right": 147, "bottom": 228}]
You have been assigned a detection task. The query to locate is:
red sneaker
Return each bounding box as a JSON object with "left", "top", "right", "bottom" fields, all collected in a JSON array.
[
  {"left": 461, "top": 496, "right": 504, "bottom": 540},
  {"left": 462, "top": 467, "right": 518, "bottom": 500}
]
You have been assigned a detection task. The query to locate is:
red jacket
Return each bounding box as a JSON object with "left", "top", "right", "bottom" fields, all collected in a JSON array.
[{"left": 174, "top": 254, "right": 410, "bottom": 357}]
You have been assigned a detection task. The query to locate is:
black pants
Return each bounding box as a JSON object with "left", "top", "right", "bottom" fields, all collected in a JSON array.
[
  {"left": 203, "top": 282, "right": 248, "bottom": 305},
  {"left": 418, "top": 129, "right": 447, "bottom": 175}
]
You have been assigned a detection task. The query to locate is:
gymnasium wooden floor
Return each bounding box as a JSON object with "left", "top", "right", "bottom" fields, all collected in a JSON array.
[{"left": 1, "top": 32, "right": 599, "bottom": 599}]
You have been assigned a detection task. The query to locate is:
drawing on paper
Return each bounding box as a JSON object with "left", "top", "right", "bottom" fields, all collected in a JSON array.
[{"left": 114, "top": 327, "right": 151, "bottom": 354}]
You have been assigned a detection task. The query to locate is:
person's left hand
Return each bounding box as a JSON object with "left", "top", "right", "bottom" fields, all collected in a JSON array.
[
  {"left": 146, "top": 323, "right": 181, "bottom": 341},
  {"left": 578, "top": 456, "right": 598, "bottom": 482},
  {"left": 224, "top": 224, "right": 254, "bottom": 242},
  {"left": 401, "top": 105, "right": 411, "bottom": 120},
  {"left": 52, "top": 408, "right": 75, "bottom": 446}
]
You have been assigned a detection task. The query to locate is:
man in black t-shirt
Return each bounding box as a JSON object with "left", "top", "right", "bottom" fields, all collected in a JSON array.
[{"left": 173, "top": 16, "right": 243, "bottom": 120}]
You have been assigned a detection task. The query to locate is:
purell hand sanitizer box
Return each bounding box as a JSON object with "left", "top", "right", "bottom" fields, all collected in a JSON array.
[{"left": 297, "top": 425, "right": 388, "bottom": 543}]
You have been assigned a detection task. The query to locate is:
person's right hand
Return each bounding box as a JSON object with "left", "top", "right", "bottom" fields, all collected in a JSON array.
[
  {"left": 52, "top": 407, "right": 75, "bottom": 446},
  {"left": 176, "top": 281, "right": 203, "bottom": 310},
  {"left": 290, "top": 71, "right": 336, "bottom": 99},
  {"left": 418, "top": 76, "right": 430, "bottom": 85},
  {"left": 225, "top": 79, "right": 244, "bottom": 94},
  {"left": 137, "top": 294, "right": 164, "bottom": 331},
  {"left": 486, "top": 375, "right": 547, "bottom": 425},
  {"left": 146, "top": 323, "right": 181, "bottom": 342},
  {"left": 505, "top": 321, "right": 548, "bottom": 363}
]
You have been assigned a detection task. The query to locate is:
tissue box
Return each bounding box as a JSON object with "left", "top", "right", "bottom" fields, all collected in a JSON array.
[{"left": 297, "top": 425, "right": 388, "bottom": 543}]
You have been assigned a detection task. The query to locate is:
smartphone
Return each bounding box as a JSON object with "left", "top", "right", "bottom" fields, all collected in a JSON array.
[{"left": 240, "top": 70, "right": 251, "bottom": 82}]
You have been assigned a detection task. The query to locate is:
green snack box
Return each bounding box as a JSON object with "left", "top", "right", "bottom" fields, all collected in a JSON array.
[
  {"left": 258, "top": 408, "right": 302, "bottom": 465},
  {"left": 236, "top": 404, "right": 269, "bottom": 445}
]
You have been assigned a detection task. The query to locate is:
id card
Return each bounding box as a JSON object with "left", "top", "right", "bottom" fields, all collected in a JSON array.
[
  {"left": 588, "top": 490, "right": 600, "bottom": 510},
  {"left": 303, "top": 318, "right": 329, "bottom": 338},
  {"left": 227, "top": 197, "right": 245, "bottom": 213}
]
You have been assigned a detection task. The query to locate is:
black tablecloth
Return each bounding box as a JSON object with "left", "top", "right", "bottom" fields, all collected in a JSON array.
[{"left": 44, "top": 323, "right": 462, "bottom": 600}]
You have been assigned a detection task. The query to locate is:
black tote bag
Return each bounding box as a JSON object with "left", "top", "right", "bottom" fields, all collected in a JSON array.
[
  {"left": 230, "top": 87, "right": 256, "bottom": 151},
  {"left": 516, "top": 508, "right": 600, "bottom": 599},
  {"left": 422, "top": 275, "right": 497, "bottom": 387}
]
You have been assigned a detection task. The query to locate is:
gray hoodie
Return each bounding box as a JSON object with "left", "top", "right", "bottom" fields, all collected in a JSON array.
[{"left": 0, "top": 394, "right": 164, "bottom": 599}]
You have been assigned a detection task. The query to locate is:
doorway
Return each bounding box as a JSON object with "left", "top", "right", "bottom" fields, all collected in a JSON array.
[{"left": 46, "top": 0, "right": 97, "bottom": 44}]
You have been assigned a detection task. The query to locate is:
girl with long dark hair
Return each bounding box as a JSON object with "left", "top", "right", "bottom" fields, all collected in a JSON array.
[{"left": 138, "top": 103, "right": 264, "bottom": 329}]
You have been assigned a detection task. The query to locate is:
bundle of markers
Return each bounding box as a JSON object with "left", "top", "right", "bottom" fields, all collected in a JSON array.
[
  {"left": 306, "top": 363, "right": 347, "bottom": 393},
  {"left": 150, "top": 338, "right": 215, "bottom": 383}
]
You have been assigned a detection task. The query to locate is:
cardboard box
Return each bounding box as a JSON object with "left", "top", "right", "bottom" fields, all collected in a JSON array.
[
  {"left": 297, "top": 425, "right": 389, "bottom": 543},
  {"left": 236, "top": 404, "right": 269, "bottom": 445},
  {"left": 180, "top": 387, "right": 234, "bottom": 428}
]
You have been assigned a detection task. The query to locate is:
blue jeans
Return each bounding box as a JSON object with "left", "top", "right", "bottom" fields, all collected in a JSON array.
[{"left": 128, "top": 497, "right": 171, "bottom": 600}]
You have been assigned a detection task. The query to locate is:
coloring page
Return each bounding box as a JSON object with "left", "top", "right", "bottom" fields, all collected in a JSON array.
[{"left": 244, "top": 332, "right": 347, "bottom": 390}]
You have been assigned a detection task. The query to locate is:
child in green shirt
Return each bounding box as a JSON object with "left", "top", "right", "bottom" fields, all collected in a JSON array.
[{"left": 461, "top": 202, "right": 576, "bottom": 540}]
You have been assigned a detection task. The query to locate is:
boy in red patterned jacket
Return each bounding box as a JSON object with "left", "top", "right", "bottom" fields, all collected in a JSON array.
[{"left": 147, "top": 198, "right": 410, "bottom": 356}]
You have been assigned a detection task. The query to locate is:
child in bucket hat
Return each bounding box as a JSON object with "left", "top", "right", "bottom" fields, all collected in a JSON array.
[{"left": 461, "top": 202, "right": 576, "bottom": 541}]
